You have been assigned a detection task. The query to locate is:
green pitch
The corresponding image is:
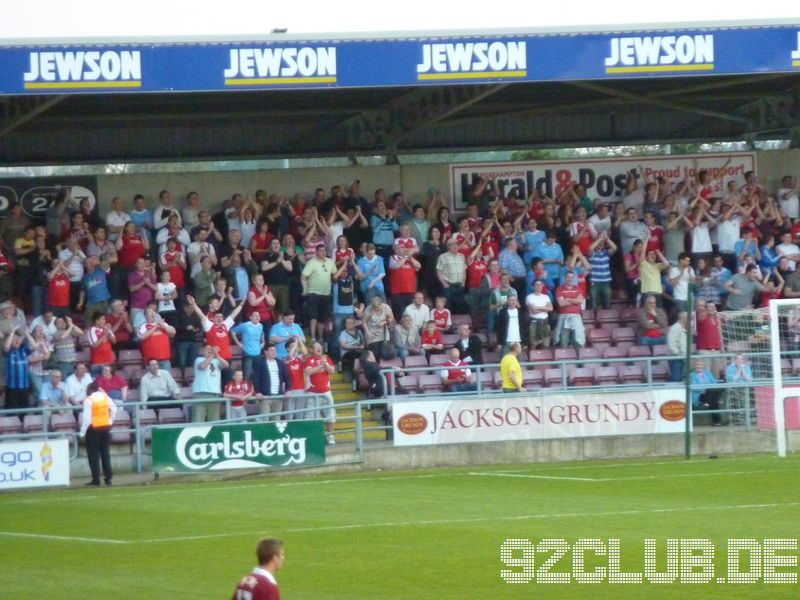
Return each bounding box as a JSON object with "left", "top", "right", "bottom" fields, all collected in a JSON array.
[{"left": 1, "top": 454, "right": 799, "bottom": 599}]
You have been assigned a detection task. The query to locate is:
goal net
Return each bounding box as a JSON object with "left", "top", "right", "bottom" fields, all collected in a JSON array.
[{"left": 718, "top": 301, "right": 799, "bottom": 456}]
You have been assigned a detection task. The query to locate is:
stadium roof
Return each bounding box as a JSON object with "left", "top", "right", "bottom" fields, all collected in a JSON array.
[{"left": 1, "top": 19, "right": 799, "bottom": 164}]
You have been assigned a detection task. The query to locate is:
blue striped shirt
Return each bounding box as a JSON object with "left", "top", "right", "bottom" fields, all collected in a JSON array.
[
  {"left": 5, "top": 345, "right": 30, "bottom": 390},
  {"left": 588, "top": 250, "right": 612, "bottom": 283}
]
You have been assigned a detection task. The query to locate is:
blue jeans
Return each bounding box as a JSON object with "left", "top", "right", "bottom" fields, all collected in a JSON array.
[
  {"left": 638, "top": 335, "right": 666, "bottom": 346},
  {"left": 176, "top": 341, "right": 198, "bottom": 371},
  {"left": 669, "top": 360, "right": 684, "bottom": 382},
  {"left": 243, "top": 354, "right": 260, "bottom": 382}
]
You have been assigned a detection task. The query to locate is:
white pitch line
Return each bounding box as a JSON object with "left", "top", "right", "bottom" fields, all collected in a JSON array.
[
  {"left": 132, "top": 501, "right": 800, "bottom": 543},
  {"left": 0, "top": 531, "right": 128, "bottom": 544},
  {"left": 470, "top": 467, "right": 794, "bottom": 482},
  {"left": 468, "top": 472, "right": 603, "bottom": 481}
]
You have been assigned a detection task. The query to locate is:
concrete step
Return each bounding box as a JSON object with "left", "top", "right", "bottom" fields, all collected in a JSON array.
[
  {"left": 333, "top": 392, "right": 361, "bottom": 403},
  {"left": 334, "top": 419, "right": 382, "bottom": 431},
  {"left": 333, "top": 429, "right": 387, "bottom": 442},
  {"left": 334, "top": 409, "right": 374, "bottom": 420}
]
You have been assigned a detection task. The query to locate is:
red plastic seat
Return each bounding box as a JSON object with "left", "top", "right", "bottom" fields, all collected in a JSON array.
[
  {"left": 587, "top": 328, "right": 612, "bottom": 347},
  {"left": 568, "top": 367, "right": 595, "bottom": 386},
  {"left": 403, "top": 355, "right": 429, "bottom": 370},
  {"left": 418, "top": 374, "right": 443, "bottom": 394},
  {"left": 554, "top": 348, "right": 578, "bottom": 361},
  {"left": 619, "top": 365, "right": 645, "bottom": 383},
  {"left": 596, "top": 308, "right": 621, "bottom": 324},
  {"left": 612, "top": 327, "right": 636, "bottom": 344},
  {"left": 0, "top": 415, "right": 22, "bottom": 434},
  {"left": 544, "top": 368, "right": 564, "bottom": 387},
  {"left": 578, "top": 347, "right": 604, "bottom": 361},
  {"left": 157, "top": 408, "right": 185, "bottom": 424},
  {"left": 528, "top": 349, "right": 554, "bottom": 363},
  {"left": 50, "top": 412, "right": 77, "bottom": 432},
  {"left": 397, "top": 375, "right": 419, "bottom": 393},
  {"left": 22, "top": 414, "right": 45, "bottom": 434},
  {"left": 594, "top": 365, "right": 619, "bottom": 385}
]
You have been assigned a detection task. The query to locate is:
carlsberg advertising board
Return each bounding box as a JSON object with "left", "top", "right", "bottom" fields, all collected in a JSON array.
[{"left": 152, "top": 421, "right": 326, "bottom": 472}]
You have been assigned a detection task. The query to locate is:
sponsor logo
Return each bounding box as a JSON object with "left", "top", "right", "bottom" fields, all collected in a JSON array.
[
  {"left": 23, "top": 51, "right": 142, "bottom": 90},
  {"left": 792, "top": 32, "right": 800, "bottom": 67},
  {"left": 659, "top": 400, "right": 687, "bottom": 422},
  {"left": 417, "top": 41, "right": 526, "bottom": 81},
  {"left": 604, "top": 35, "right": 714, "bottom": 74},
  {"left": 224, "top": 47, "right": 337, "bottom": 86},
  {"left": 175, "top": 426, "right": 307, "bottom": 470},
  {"left": 397, "top": 413, "right": 428, "bottom": 435}
]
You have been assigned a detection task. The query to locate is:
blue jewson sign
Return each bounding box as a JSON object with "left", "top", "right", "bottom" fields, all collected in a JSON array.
[{"left": 0, "top": 26, "right": 798, "bottom": 95}]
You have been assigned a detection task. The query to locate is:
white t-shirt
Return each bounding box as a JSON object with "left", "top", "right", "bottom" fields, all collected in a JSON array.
[
  {"left": 505, "top": 308, "right": 522, "bottom": 343},
  {"left": 716, "top": 216, "right": 741, "bottom": 254},
  {"left": 779, "top": 187, "right": 799, "bottom": 219},
  {"left": 403, "top": 303, "right": 431, "bottom": 332},
  {"left": 105, "top": 210, "right": 131, "bottom": 241},
  {"left": 691, "top": 223, "right": 713, "bottom": 254},
  {"left": 65, "top": 373, "right": 93, "bottom": 404},
  {"left": 157, "top": 282, "right": 177, "bottom": 312},
  {"left": 187, "top": 241, "right": 216, "bottom": 276},
  {"left": 58, "top": 248, "right": 86, "bottom": 282},
  {"left": 525, "top": 293, "right": 550, "bottom": 320},
  {"left": 668, "top": 266, "right": 694, "bottom": 301},
  {"left": 777, "top": 243, "right": 800, "bottom": 271}
]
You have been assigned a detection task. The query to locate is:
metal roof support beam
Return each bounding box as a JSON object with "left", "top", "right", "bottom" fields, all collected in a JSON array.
[
  {"left": 342, "top": 83, "right": 508, "bottom": 153},
  {"left": 569, "top": 81, "right": 750, "bottom": 125},
  {"left": 0, "top": 95, "right": 66, "bottom": 140}
]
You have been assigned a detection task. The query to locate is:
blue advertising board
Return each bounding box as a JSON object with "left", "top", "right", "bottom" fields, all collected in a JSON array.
[{"left": 0, "top": 26, "right": 798, "bottom": 95}]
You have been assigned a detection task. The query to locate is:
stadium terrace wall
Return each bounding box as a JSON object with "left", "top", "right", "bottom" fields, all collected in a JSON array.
[{"left": 94, "top": 149, "right": 799, "bottom": 215}]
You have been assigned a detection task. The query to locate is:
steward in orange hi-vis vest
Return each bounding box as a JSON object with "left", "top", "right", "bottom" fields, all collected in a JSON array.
[{"left": 80, "top": 383, "right": 117, "bottom": 486}]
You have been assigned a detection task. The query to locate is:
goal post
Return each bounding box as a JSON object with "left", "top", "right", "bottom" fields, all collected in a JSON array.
[
  {"left": 714, "top": 300, "right": 798, "bottom": 457},
  {"left": 768, "top": 298, "right": 800, "bottom": 458}
]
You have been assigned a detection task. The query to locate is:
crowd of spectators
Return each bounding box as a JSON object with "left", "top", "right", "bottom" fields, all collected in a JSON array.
[{"left": 0, "top": 165, "right": 798, "bottom": 430}]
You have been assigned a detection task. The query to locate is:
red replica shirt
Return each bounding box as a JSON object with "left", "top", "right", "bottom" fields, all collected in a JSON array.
[
  {"left": 389, "top": 257, "right": 417, "bottom": 295},
  {"left": 441, "top": 359, "right": 469, "bottom": 381},
  {"left": 570, "top": 222, "right": 593, "bottom": 257},
  {"left": 646, "top": 226, "right": 664, "bottom": 252},
  {"left": 482, "top": 229, "right": 501, "bottom": 258},
  {"left": 304, "top": 355, "right": 333, "bottom": 393},
  {"left": 335, "top": 247, "right": 354, "bottom": 265},
  {"left": 393, "top": 237, "right": 417, "bottom": 254},
  {"left": 88, "top": 326, "right": 115, "bottom": 365},
  {"left": 160, "top": 251, "right": 186, "bottom": 288},
  {"left": 285, "top": 356, "right": 305, "bottom": 391},
  {"left": 231, "top": 567, "right": 280, "bottom": 600},
  {"left": 105, "top": 313, "right": 130, "bottom": 345},
  {"left": 696, "top": 313, "right": 721, "bottom": 350},
  {"left": 48, "top": 273, "right": 71, "bottom": 308},
  {"left": 527, "top": 200, "right": 545, "bottom": 222},
  {"left": 421, "top": 330, "right": 443, "bottom": 346},
  {"left": 118, "top": 234, "right": 146, "bottom": 269},
  {"left": 466, "top": 259, "right": 488, "bottom": 290},
  {"left": 432, "top": 309, "right": 451, "bottom": 330},
  {"left": 204, "top": 318, "right": 234, "bottom": 360},
  {"left": 224, "top": 380, "right": 253, "bottom": 407},
  {"left": 453, "top": 231, "right": 473, "bottom": 258},
  {"left": 139, "top": 322, "right": 172, "bottom": 362},
  {"left": 556, "top": 285, "right": 582, "bottom": 315}
]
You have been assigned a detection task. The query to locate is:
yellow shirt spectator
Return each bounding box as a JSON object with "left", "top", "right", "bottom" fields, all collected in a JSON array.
[{"left": 500, "top": 352, "right": 522, "bottom": 391}]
